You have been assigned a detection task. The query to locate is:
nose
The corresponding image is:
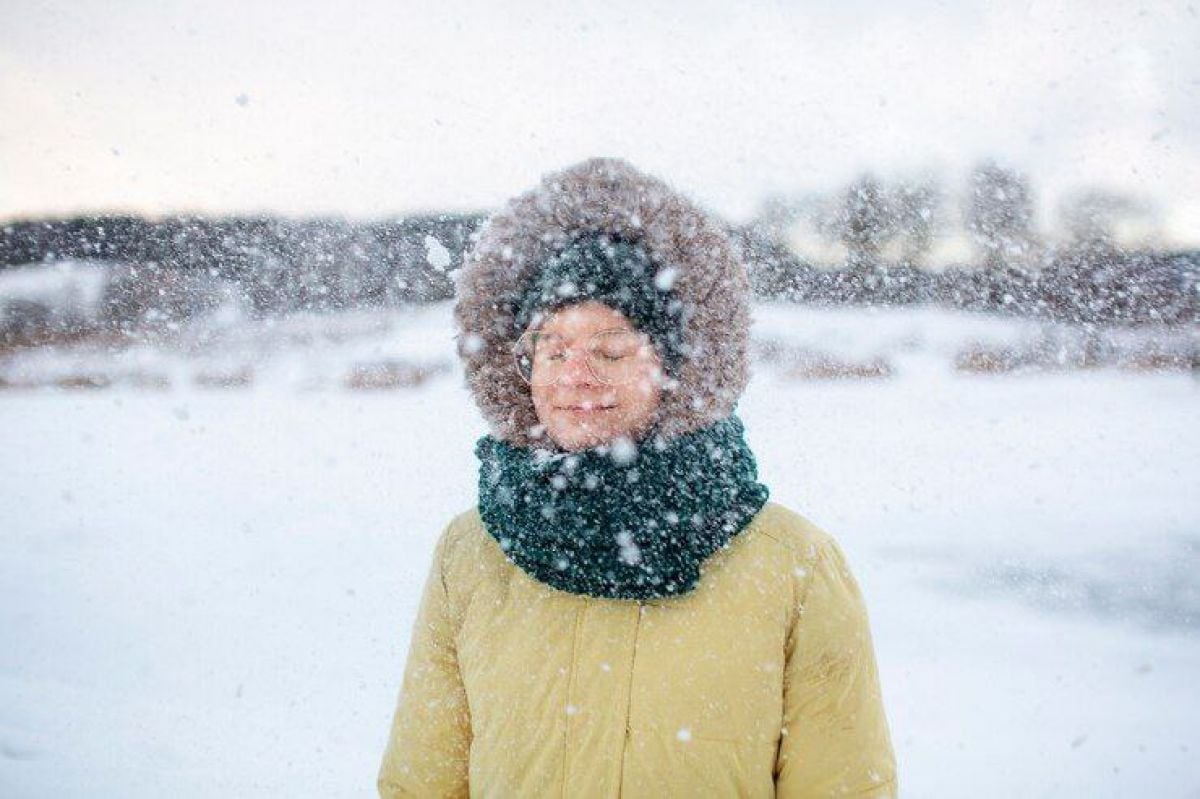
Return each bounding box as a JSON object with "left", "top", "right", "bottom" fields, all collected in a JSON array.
[{"left": 556, "top": 347, "right": 600, "bottom": 386}]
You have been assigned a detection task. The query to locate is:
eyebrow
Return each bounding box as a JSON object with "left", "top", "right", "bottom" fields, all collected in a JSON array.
[{"left": 534, "top": 327, "right": 632, "bottom": 342}]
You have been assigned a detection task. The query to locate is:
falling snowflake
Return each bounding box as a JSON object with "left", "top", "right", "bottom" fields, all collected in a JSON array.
[
  {"left": 460, "top": 333, "right": 484, "bottom": 355},
  {"left": 654, "top": 266, "right": 679, "bottom": 291},
  {"left": 424, "top": 235, "right": 451, "bottom": 271},
  {"left": 616, "top": 531, "right": 642, "bottom": 565},
  {"left": 609, "top": 435, "right": 637, "bottom": 465}
]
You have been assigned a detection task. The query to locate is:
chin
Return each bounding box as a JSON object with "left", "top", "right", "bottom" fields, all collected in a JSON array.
[
  {"left": 547, "top": 421, "right": 619, "bottom": 452},
  {"left": 550, "top": 430, "right": 611, "bottom": 452}
]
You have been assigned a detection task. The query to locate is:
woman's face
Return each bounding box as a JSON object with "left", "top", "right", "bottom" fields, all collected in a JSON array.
[{"left": 526, "top": 300, "right": 665, "bottom": 452}]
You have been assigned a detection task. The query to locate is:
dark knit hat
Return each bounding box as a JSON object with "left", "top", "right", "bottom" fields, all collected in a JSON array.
[{"left": 512, "top": 231, "right": 689, "bottom": 373}]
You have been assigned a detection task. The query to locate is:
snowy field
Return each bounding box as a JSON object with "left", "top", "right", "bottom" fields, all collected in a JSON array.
[{"left": 2, "top": 301, "right": 1198, "bottom": 797}]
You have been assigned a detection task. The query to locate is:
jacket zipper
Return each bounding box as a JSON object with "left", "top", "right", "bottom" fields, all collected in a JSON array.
[{"left": 615, "top": 601, "right": 644, "bottom": 796}]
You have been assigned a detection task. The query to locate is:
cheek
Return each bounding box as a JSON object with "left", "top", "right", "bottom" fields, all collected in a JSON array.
[
  {"left": 530, "top": 386, "right": 552, "bottom": 418},
  {"left": 619, "top": 379, "right": 663, "bottom": 415}
]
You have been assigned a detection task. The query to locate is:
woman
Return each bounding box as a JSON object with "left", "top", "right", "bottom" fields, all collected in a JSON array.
[{"left": 377, "top": 158, "right": 898, "bottom": 797}]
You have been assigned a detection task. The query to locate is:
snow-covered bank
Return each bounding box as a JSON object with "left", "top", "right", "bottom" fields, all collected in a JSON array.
[
  {"left": 1, "top": 302, "right": 1198, "bottom": 797},
  {"left": 2, "top": 299, "right": 1196, "bottom": 393}
]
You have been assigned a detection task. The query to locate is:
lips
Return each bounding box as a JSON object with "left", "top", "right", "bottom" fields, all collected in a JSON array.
[{"left": 556, "top": 404, "right": 617, "bottom": 412}]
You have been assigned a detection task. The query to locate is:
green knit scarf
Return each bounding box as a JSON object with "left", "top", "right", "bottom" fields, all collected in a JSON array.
[{"left": 475, "top": 413, "right": 770, "bottom": 601}]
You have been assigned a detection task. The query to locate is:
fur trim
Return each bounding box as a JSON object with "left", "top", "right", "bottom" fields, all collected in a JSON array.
[{"left": 452, "top": 157, "right": 751, "bottom": 448}]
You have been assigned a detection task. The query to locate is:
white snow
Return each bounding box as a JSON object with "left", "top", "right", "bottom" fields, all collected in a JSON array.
[
  {"left": 0, "top": 260, "right": 112, "bottom": 324},
  {"left": 423, "top": 236, "right": 451, "bottom": 272},
  {"left": 0, "top": 300, "right": 1197, "bottom": 797}
]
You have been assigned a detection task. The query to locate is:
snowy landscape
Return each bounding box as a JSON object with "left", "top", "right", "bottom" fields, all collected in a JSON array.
[
  {"left": 1, "top": 299, "right": 1197, "bottom": 797},
  {"left": 5, "top": 0, "right": 1199, "bottom": 795}
]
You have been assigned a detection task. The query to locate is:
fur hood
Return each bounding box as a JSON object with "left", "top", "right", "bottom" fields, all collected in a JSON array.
[{"left": 452, "top": 157, "right": 752, "bottom": 449}]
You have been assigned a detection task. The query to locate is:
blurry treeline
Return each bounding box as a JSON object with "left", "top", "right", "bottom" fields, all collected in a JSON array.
[
  {"left": 0, "top": 159, "right": 1196, "bottom": 346},
  {"left": 742, "top": 160, "right": 1196, "bottom": 326},
  {"left": 0, "top": 213, "right": 474, "bottom": 313}
]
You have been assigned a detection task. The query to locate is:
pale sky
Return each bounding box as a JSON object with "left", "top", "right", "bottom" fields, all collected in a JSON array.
[{"left": 2, "top": 0, "right": 1198, "bottom": 244}]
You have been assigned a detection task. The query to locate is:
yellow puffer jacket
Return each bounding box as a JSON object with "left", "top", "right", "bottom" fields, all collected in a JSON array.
[{"left": 377, "top": 501, "right": 898, "bottom": 797}]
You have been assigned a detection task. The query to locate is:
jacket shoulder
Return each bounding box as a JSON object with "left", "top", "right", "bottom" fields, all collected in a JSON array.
[
  {"left": 435, "top": 506, "right": 508, "bottom": 610},
  {"left": 444, "top": 505, "right": 485, "bottom": 543},
  {"left": 435, "top": 505, "right": 491, "bottom": 570},
  {"left": 750, "top": 501, "right": 840, "bottom": 562}
]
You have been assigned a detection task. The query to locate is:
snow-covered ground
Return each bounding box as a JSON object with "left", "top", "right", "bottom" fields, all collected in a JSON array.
[{"left": 1, "top": 301, "right": 1198, "bottom": 797}]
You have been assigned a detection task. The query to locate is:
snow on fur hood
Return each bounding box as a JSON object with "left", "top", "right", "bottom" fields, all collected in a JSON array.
[{"left": 452, "top": 157, "right": 753, "bottom": 448}]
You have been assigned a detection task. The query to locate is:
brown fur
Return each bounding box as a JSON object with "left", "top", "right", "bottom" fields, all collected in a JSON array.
[{"left": 452, "top": 157, "right": 752, "bottom": 449}]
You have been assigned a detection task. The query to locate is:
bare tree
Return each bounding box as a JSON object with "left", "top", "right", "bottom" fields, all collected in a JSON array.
[
  {"left": 890, "top": 179, "right": 941, "bottom": 267},
  {"left": 747, "top": 193, "right": 804, "bottom": 245},
  {"left": 828, "top": 174, "right": 896, "bottom": 268},
  {"left": 1059, "top": 188, "right": 1154, "bottom": 250},
  {"left": 965, "top": 160, "right": 1035, "bottom": 267}
]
